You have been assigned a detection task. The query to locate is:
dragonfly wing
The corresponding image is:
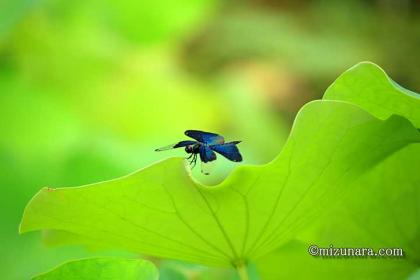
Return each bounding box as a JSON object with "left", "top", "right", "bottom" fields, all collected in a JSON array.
[
  {"left": 199, "top": 145, "right": 217, "bottom": 163},
  {"left": 210, "top": 141, "right": 242, "bottom": 162},
  {"left": 155, "top": 140, "right": 196, "bottom": 151},
  {"left": 199, "top": 145, "right": 217, "bottom": 175},
  {"left": 185, "top": 130, "right": 225, "bottom": 145}
]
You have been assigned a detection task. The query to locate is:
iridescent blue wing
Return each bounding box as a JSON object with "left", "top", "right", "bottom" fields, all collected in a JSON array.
[
  {"left": 199, "top": 145, "right": 217, "bottom": 175},
  {"left": 185, "top": 130, "right": 224, "bottom": 145},
  {"left": 155, "top": 140, "right": 197, "bottom": 151},
  {"left": 199, "top": 145, "right": 217, "bottom": 163},
  {"left": 210, "top": 141, "right": 242, "bottom": 162}
]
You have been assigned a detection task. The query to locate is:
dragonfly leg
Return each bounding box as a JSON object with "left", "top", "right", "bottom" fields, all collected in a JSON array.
[
  {"left": 188, "top": 154, "right": 194, "bottom": 165},
  {"left": 191, "top": 154, "right": 197, "bottom": 169},
  {"left": 191, "top": 155, "right": 196, "bottom": 169}
]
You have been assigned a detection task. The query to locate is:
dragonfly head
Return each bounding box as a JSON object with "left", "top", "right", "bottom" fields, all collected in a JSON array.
[{"left": 185, "top": 145, "right": 193, "bottom": 153}]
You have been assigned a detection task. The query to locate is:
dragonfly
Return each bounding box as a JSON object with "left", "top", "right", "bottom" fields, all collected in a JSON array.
[{"left": 155, "top": 130, "right": 243, "bottom": 175}]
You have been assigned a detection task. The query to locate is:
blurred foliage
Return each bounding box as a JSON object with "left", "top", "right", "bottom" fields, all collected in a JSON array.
[
  {"left": 32, "top": 257, "right": 158, "bottom": 280},
  {"left": 0, "top": 0, "right": 419, "bottom": 279}
]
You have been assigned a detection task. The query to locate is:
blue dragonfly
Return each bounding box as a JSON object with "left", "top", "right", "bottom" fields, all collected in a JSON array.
[{"left": 155, "top": 130, "right": 243, "bottom": 175}]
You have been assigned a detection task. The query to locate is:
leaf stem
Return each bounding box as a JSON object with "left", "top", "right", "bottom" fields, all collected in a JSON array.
[{"left": 235, "top": 262, "right": 249, "bottom": 280}]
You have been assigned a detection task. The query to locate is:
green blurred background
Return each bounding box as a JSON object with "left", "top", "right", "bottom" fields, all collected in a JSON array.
[{"left": 0, "top": 0, "right": 419, "bottom": 279}]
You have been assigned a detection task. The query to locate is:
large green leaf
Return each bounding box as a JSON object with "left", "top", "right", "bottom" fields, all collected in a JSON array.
[
  {"left": 310, "top": 144, "right": 420, "bottom": 260},
  {"left": 257, "top": 143, "right": 420, "bottom": 279},
  {"left": 256, "top": 240, "right": 416, "bottom": 280},
  {"left": 324, "top": 62, "right": 420, "bottom": 128},
  {"left": 32, "top": 257, "right": 158, "bottom": 280},
  {"left": 20, "top": 99, "right": 420, "bottom": 267}
]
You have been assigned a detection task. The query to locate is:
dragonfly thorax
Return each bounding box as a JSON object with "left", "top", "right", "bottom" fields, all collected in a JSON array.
[{"left": 185, "top": 143, "right": 201, "bottom": 154}]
